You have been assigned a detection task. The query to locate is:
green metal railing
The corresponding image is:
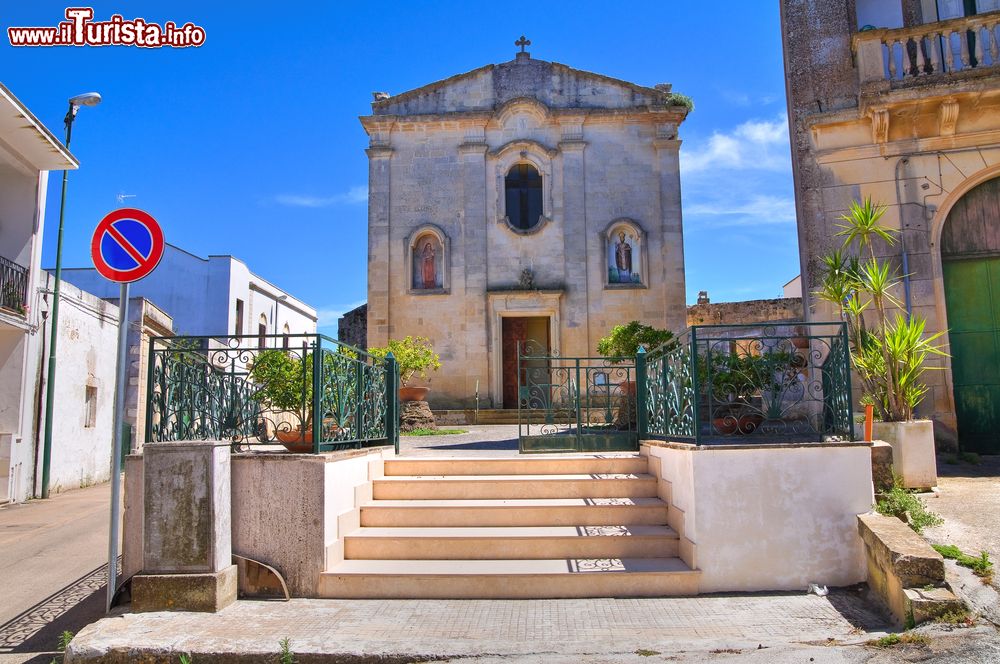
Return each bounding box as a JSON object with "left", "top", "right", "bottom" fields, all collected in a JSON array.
[
  {"left": 640, "top": 322, "right": 854, "bottom": 444},
  {"left": 517, "top": 340, "right": 638, "bottom": 453},
  {"left": 145, "top": 333, "right": 399, "bottom": 453}
]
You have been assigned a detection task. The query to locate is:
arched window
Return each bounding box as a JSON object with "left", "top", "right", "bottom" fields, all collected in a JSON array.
[
  {"left": 282, "top": 323, "right": 290, "bottom": 349},
  {"left": 258, "top": 314, "right": 268, "bottom": 348},
  {"left": 505, "top": 163, "right": 543, "bottom": 231}
]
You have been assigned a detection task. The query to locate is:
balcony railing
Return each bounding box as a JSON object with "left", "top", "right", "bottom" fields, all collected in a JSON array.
[
  {"left": 854, "top": 13, "right": 1000, "bottom": 86},
  {"left": 0, "top": 256, "right": 29, "bottom": 315}
]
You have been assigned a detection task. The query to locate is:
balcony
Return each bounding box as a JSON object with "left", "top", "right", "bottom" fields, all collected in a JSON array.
[
  {"left": 853, "top": 13, "right": 1000, "bottom": 90},
  {"left": 0, "top": 256, "right": 29, "bottom": 316}
]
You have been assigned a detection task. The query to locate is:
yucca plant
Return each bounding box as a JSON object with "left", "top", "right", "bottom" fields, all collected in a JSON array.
[{"left": 815, "top": 197, "right": 946, "bottom": 422}]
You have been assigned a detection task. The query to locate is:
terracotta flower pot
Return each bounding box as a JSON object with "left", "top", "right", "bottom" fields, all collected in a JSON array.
[
  {"left": 399, "top": 386, "right": 430, "bottom": 402},
  {"left": 737, "top": 414, "right": 764, "bottom": 434},
  {"left": 276, "top": 427, "right": 313, "bottom": 453},
  {"left": 619, "top": 380, "right": 637, "bottom": 397},
  {"left": 712, "top": 417, "right": 740, "bottom": 435}
]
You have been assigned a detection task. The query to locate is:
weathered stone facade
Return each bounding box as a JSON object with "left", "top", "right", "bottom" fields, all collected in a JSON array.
[
  {"left": 337, "top": 303, "right": 367, "bottom": 349},
  {"left": 362, "top": 49, "right": 690, "bottom": 408},
  {"left": 781, "top": 1, "right": 1000, "bottom": 449},
  {"left": 686, "top": 297, "right": 802, "bottom": 327}
]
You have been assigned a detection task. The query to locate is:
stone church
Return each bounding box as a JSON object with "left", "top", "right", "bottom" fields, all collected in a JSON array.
[{"left": 362, "top": 42, "right": 690, "bottom": 408}]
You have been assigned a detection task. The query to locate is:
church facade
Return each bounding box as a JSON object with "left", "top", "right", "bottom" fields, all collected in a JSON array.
[{"left": 362, "top": 46, "right": 690, "bottom": 408}]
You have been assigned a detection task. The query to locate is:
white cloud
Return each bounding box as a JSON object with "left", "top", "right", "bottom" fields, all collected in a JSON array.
[
  {"left": 274, "top": 186, "right": 368, "bottom": 208},
  {"left": 681, "top": 114, "right": 791, "bottom": 173},
  {"left": 686, "top": 194, "right": 796, "bottom": 227}
]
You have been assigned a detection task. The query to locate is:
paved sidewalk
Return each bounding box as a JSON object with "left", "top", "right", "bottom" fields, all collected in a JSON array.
[
  {"left": 66, "top": 590, "right": 904, "bottom": 662},
  {"left": 400, "top": 425, "right": 520, "bottom": 456},
  {"left": 0, "top": 484, "right": 114, "bottom": 663}
]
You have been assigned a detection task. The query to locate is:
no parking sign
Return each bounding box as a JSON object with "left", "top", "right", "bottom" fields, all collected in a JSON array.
[
  {"left": 90, "top": 207, "right": 165, "bottom": 612},
  {"left": 90, "top": 208, "right": 164, "bottom": 282}
]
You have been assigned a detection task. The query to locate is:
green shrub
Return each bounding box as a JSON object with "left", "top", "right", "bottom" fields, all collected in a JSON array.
[
  {"left": 368, "top": 336, "right": 441, "bottom": 386},
  {"left": 597, "top": 321, "right": 676, "bottom": 360},
  {"left": 875, "top": 476, "right": 943, "bottom": 534}
]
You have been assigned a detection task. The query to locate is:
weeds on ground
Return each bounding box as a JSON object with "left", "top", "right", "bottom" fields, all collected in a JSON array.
[
  {"left": 932, "top": 544, "right": 994, "bottom": 583},
  {"left": 869, "top": 633, "right": 931, "bottom": 648},
  {"left": 49, "top": 631, "right": 73, "bottom": 664},
  {"left": 279, "top": 638, "right": 295, "bottom": 664},
  {"left": 936, "top": 608, "right": 975, "bottom": 627},
  {"left": 875, "top": 475, "right": 943, "bottom": 534},
  {"left": 634, "top": 649, "right": 661, "bottom": 657},
  {"left": 401, "top": 428, "right": 468, "bottom": 436},
  {"left": 959, "top": 452, "right": 980, "bottom": 465},
  {"left": 179, "top": 655, "right": 193, "bottom": 664},
  {"left": 944, "top": 454, "right": 958, "bottom": 465}
]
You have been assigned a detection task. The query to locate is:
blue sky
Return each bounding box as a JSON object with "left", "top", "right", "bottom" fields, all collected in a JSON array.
[{"left": 3, "top": 1, "right": 797, "bottom": 334}]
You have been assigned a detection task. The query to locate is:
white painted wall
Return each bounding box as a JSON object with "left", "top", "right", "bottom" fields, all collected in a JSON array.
[
  {"left": 61, "top": 245, "right": 316, "bottom": 339},
  {"left": 37, "top": 274, "right": 118, "bottom": 494},
  {"left": 644, "top": 442, "right": 873, "bottom": 593},
  {"left": 1, "top": 167, "right": 49, "bottom": 503}
]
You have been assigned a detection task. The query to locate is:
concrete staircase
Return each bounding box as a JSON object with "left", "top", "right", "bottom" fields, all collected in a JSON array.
[
  {"left": 320, "top": 455, "right": 699, "bottom": 598},
  {"left": 432, "top": 409, "right": 522, "bottom": 425}
]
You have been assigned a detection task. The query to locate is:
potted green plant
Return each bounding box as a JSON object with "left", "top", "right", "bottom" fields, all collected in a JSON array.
[
  {"left": 369, "top": 336, "right": 441, "bottom": 402},
  {"left": 815, "top": 197, "right": 946, "bottom": 488},
  {"left": 248, "top": 349, "right": 315, "bottom": 451}
]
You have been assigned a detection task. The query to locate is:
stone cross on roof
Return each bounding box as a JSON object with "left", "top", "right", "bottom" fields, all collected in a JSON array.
[{"left": 515, "top": 35, "right": 531, "bottom": 53}]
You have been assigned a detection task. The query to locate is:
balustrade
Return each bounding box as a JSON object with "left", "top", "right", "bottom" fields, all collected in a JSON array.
[{"left": 853, "top": 13, "right": 1000, "bottom": 85}]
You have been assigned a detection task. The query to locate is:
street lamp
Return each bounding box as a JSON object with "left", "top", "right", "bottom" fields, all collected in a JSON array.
[{"left": 40, "top": 92, "right": 101, "bottom": 499}]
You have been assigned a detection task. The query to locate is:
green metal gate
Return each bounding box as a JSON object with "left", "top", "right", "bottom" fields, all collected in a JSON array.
[{"left": 517, "top": 341, "right": 638, "bottom": 453}]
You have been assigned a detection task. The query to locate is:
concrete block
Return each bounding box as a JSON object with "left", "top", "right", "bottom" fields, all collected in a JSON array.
[
  {"left": 872, "top": 421, "right": 938, "bottom": 490},
  {"left": 871, "top": 441, "right": 894, "bottom": 493},
  {"left": 142, "top": 441, "right": 231, "bottom": 574},
  {"left": 132, "top": 564, "right": 237, "bottom": 613}
]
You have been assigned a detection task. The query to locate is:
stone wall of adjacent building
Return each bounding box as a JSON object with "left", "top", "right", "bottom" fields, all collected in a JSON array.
[
  {"left": 338, "top": 304, "right": 367, "bottom": 350},
  {"left": 780, "top": 0, "right": 1000, "bottom": 447},
  {"left": 686, "top": 297, "right": 802, "bottom": 327}
]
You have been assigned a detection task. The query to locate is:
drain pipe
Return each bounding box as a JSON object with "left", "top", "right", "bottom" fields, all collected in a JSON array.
[{"left": 893, "top": 156, "right": 914, "bottom": 320}]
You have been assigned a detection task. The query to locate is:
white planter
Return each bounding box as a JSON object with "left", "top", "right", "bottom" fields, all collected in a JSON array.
[{"left": 871, "top": 420, "right": 938, "bottom": 490}]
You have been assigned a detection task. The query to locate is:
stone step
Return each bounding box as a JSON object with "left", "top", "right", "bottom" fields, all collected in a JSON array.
[
  {"left": 343, "top": 524, "right": 679, "bottom": 560},
  {"left": 372, "top": 473, "right": 658, "bottom": 500},
  {"left": 319, "top": 557, "right": 699, "bottom": 599},
  {"left": 360, "top": 497, "right": 669, "bottom": 528},
  {"left": 384, "top": 455, "right": 649, "bottom": 477}
]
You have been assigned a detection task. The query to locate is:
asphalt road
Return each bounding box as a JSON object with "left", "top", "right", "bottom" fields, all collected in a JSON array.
[{"left": 0, "top": 483, "right": 113, "bottom": 663}]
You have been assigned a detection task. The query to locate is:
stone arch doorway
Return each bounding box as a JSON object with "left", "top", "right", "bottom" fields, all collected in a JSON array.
[{"left": 941, "top": 175, "right": 1000, "bottom": 454}]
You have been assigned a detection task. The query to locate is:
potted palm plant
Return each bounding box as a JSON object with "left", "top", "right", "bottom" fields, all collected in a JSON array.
[
  {"left": 369, "top": 336, "right": 441, "bottom": 402},
  {"left": 815, "top": 197, "right": 946, "bottom": 488}
]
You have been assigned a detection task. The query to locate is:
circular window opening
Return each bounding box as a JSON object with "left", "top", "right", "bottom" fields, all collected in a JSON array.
[{"left": 505, "top": 163, "right": 543, "bottom": 232}]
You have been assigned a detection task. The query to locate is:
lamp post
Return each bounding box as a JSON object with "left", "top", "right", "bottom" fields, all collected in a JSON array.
[{"left": 40, "top": 92, "right": 101, "bottom": 499}]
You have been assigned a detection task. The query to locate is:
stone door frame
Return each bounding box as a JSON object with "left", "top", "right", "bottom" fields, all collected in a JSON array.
[{"left": 487, "top": 291, "right": 562, "bottom": 409}]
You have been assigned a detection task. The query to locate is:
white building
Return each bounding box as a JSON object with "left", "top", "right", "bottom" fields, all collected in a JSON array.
[
  {"left": 0, "top": 83, "right": 77, "bottom": 503},
  {"left": 61, "top": 243, "right": 318, "bottom": 339}
]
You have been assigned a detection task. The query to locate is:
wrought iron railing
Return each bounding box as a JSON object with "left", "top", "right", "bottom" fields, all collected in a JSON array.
[
  {"left": 145, "top": 334, "right": 399, "bottom": 453},
  {"left": 640, "top": 322, "right": 854, "bottom": 444},
  {"left": 0, "top": 256, "right": 29, "bottom": 315},
  {"left": 517, "top": 340, "right": 638, "bottom": 452}
]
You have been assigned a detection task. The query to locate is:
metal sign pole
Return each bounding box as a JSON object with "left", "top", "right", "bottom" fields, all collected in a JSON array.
[{"left": 107, "top": 281, "right": 130, "bottom": 611}]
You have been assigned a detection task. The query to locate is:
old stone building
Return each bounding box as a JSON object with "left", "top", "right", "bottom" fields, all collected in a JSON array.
[
  {"left": 781, "top": 0, "right": 1000, "bottom": 452},
  {"left": 362, "top": 43, "right": 690, "bottom": 408}
]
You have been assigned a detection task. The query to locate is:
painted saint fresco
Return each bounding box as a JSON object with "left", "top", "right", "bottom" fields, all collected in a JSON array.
[
  {"left": 607, "top": 229, "right": 641, "bottom": 284},
  {"left": 412, "top": 235, "right": 442, "bottom": 289}
]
